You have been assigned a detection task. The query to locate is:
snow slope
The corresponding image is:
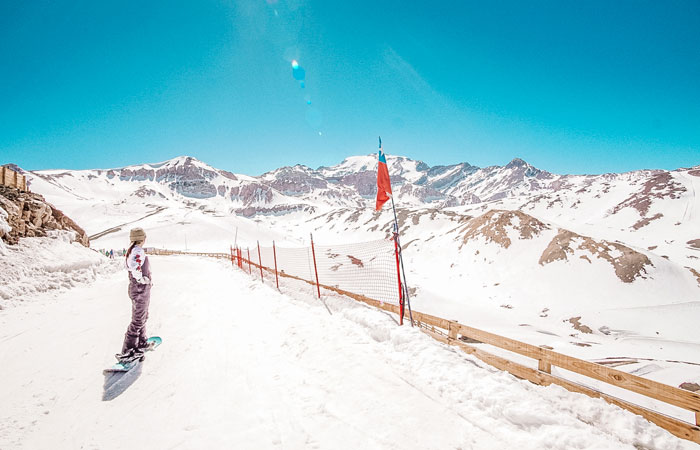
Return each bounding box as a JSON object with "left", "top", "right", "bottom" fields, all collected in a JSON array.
[{"left": 0, "top": 254, "right": 695, "bottom": 450}]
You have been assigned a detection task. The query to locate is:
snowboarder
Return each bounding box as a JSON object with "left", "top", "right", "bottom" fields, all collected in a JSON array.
[{"left": 115, "top": 228, "right": 154, "bottom": 363}]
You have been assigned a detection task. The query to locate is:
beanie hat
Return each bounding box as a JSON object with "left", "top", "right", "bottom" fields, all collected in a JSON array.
[{"left": 129, "top": 227, "right": 146, "bottom": 242}]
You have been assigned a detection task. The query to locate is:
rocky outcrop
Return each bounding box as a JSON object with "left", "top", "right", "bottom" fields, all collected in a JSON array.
[
  {"left": 0, "top": 185, "right": 89, "bottom": 246},
  {"left": 539, "top": 229, "right": 652, "bottom": 283},
  {"left": 460, "top": 210, "right": 549, "bottom": 248},
  {"left": 268, "top": 166, "right": 328, "bottom": 195},
  {"left": 229, "top": 183, "right": 275, "bottom": 205},
  {"left": 234, "top": 204, "right": 313, "bottom": 217},
  {"left": 611, "top": 172, "right": 686, "bottom": 217}
]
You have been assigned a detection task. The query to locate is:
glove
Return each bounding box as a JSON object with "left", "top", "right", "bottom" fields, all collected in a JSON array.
[{"left": 138, "top": 276, "right": 151, "bottom": 285}]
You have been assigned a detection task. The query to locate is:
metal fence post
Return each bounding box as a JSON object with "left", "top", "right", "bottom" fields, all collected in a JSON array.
[
  {"left": 310, "top": 233, "right": 321, "bottom": 299},
  {"left": 257, "top": 240, "right": 263, "bottom": 282},
  {"left": 247, "top": 248, "right": 251, "bottom": 274},
  {"left": 273, "top": 241, "right": 279, "bottom": 290}
]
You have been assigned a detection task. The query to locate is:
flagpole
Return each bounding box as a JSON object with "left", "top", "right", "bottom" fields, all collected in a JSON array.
[
  {"left": 390, "top": 194, "right": 414, "bottom": 326},
  {"left": 379, "top": 136, "right": 413, "bottom": 326}
]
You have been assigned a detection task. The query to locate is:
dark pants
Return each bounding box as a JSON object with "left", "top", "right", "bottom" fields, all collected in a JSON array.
[{"left": 121, "top": 281, "right": 151, "bottom": 352}]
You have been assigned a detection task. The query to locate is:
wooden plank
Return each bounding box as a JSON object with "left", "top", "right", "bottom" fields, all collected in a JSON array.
[
  {"left": 453, "top": 322, "right": 700, "bottom": 414},
  {"left": 421, "top": 328, "right": 700, "bottom": 444},
  {"left": 538, "top": 359, "right": 552, "bottom": 374}
]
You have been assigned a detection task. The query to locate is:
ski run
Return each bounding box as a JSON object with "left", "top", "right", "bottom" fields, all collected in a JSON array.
[{"left": 0, "top": 248, "right": 696, "bottom": 449}]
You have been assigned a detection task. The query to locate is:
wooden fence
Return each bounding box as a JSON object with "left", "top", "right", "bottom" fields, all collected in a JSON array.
[
  {"left": 0, "top": 167, "right": 27, "bottom": 191},
  {"left": 151, "top": 248, "right": 700, "bottom": 444}
]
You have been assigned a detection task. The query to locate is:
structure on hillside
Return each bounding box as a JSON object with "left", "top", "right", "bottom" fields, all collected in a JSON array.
[{"left": 0, "top": 166, "right": 28, "bottom": 191}]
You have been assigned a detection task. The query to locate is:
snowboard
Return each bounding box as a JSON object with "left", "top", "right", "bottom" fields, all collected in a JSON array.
[{"left": 103, "top": 336, "right": 162, "bottom": 374}]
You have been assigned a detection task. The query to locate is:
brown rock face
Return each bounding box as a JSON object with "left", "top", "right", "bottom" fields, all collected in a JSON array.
[
  {"left": 612, "top": 172, "right": 686, "bottom": 217},
  {"left": 539, "top": 229, "right": 652, "bottom": 283},
  {"left": 268, "top": 168, "right": 328, "bottom": 194},
  {"left": 687, "top": 239, "right": 700, "bottom": 249},
  {"left": 0, "top": 185, "right": 89, "bottom": 246},
  {"left": 460, "top": 210, "right": 549, "bottom": 248},
  {"left": 229, "top": 183, "right": 274, "bottom": 205}
]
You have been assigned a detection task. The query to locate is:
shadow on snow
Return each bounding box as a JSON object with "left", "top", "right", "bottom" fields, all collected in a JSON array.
[{"left": 102, "top": 362, "right": 143, "bottom": 401}]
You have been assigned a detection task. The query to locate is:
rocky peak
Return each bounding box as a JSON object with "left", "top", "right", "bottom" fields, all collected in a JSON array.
[{"left": 505, "top": 158, "right": 528, "bottom": 169}]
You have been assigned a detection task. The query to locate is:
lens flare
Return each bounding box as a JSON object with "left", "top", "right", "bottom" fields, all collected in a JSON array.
[{"left": 291, "top": 60, "right": 299, "bottom": 69}]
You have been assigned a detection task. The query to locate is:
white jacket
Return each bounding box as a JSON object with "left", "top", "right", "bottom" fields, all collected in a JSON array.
[{"left": 126, "top": 245, "right": 147, "bottom": 282}]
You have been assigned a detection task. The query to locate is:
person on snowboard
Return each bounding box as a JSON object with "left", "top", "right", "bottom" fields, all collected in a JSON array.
[{"left": 116, "top": 227, "right": 154, "bottom": 363}]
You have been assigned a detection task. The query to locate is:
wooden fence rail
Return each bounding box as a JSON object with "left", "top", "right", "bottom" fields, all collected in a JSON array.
[{"left": 150, "top": 248, "right": 700, "bottom": 444}]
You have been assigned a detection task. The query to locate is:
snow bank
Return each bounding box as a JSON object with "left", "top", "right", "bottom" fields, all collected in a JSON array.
[
  {"left": 0, "top": 232, "right": 120, "bottom": 309},
  {"left": 0, "top": 205, "right": 11, "bottom": 256}
]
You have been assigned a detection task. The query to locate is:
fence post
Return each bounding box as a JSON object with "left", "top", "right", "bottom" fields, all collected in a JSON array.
[
  {"left": 448, "top": 321, "right": 459, "bottom": 343},
  {"left": 538, "top": 359, "right": 552, "bottom": 374},
  {"left": 310, "top": 233, "right": 321, "bottom": 299},
  {"left": 273, "top": 241, "right": 279, "bottom": 290},
  {"left": 393, "top": 232, "right": 404, "bottom": 326},
  {"left": 230, "top": 245, "right": 234, "bottom": 267},
  {"left": 247, "top": 248, "right": 251, "bottom": 274},
  {"left": 257, "top": 240, "right": 263, "bottom": 282}
]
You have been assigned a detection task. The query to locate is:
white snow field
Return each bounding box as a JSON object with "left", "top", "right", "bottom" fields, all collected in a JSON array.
[{"left": 0, "top": 253, "right": 697, "bottom": 450}]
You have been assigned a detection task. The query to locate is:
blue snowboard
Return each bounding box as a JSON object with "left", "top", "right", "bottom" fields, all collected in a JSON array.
[{"left": 103, "top": 336, "right": 162, "bottom": 374}]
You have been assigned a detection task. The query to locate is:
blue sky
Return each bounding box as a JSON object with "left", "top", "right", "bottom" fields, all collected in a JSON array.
[{"left": 1, "top": 0, "right": 699, "bottom": 175}]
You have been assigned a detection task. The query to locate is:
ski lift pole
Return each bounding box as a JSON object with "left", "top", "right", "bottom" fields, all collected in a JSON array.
[{"left": 390, "top": 196, "right": 413, "bottom": 326}]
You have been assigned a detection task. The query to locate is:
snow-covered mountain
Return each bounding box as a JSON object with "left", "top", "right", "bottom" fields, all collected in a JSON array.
[
  {"left": 26, "top": 154, "right": 699, "bottom": 270},
  {"left": 20, "top": 154, "right": 700, "bottom": 392}
]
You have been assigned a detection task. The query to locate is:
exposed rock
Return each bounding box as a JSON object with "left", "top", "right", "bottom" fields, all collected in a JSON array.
[
  {"left": 0, "top": 185, "right": 89, "bottom": 246},
  {"left": 337, "top": 171, "right": 380, "bottom": 197},
  {"left": 612, "top": 172, "right": 686, "bottom": 217},
  {"left": 539, "top": 229, "right": 652, "bottom": 283},
  {"left": 679, "top": 382, "right": 700, "bottom": 392},
  {"left": 120, "top": 167, "right": 156, "bottom": 182},
  {"left": 268, "top": 167, "right": 327, "bottom": 194},
  {"left": 566, "top": 317, "right": 593, "bottom": 334},
  {"left": 687, "top": 239, "right": 700, "bottom": 249},
  {"left": 461, "top": 210, "right": 549, "bottom": 248},
  {"left": 229, "top": 183, "right": 274, "bottom": 205},
  {"left": 632, "top": 213, "right": 664, "bottom": 230},
  {"left": 686, "top": 267, "right": 700, "bottom": 286},
  {"left": 132, "top": 186, "right": 159, "bottom": 198},
  {"left": 234, "top": 204, "right": 312, "bottom": 217}
]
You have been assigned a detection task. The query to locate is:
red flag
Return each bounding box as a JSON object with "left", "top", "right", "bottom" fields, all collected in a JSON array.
[{"left": 376, "top": 137, "right": 392, "bottom": 210}]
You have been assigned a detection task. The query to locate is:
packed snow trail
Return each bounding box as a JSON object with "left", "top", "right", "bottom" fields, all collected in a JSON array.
[{"left": 0, "top": 256, "right": 695, "bottom": 449}]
